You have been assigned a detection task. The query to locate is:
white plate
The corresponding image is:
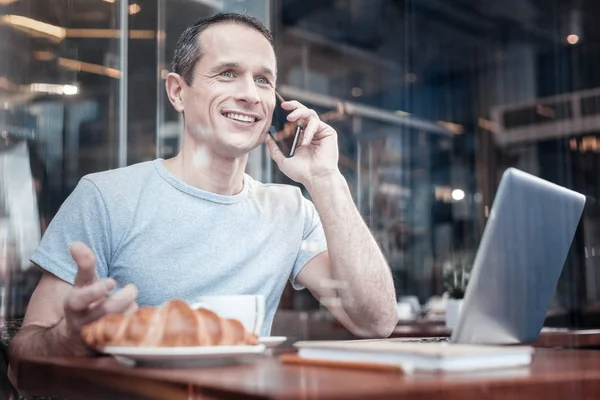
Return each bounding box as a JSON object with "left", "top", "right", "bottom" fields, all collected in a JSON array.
[
  {"left": 258, "top": 336, "right": 287, "bottom": 348},
  {"left": 102, "top": 344, "right": 266, "bottom": 367}
]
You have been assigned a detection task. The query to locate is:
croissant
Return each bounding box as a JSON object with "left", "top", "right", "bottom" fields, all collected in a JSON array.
[{"left": 81, "top": 299, "right": 258, "bottom": 347}]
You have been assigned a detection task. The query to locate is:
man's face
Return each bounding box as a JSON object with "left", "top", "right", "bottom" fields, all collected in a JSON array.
[{"left": 181, "top": 23, "right": 277, "bottom": 158}]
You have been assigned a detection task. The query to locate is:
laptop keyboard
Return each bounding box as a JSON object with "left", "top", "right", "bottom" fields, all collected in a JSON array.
[{"left": 394, "top": 337, "right": 451, "bottom": 343}]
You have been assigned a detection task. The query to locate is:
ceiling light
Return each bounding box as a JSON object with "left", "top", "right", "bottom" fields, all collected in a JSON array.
[
  {"left": 0, "top": 15, "right": 66, "bottom": 40},
  {"left": 29, "top": 83, "right": 79, "bottom": 96},
  {"left": 65, "top": 29, "right": 155, "bottom": 39},
  {"left": 62, "top": 84, "right": 78, "bottom": 95},
  {"left": 58, "top": 57, "right": 121, "bottom": 79},
  {"left": 567, "top": 34, "right": 579, "bottom": 45},
  {"left": 451, "top": 189, "right": 465, "bottom": 201},
  {"left": 437, "top": 120, "right": 464, "bottom": 134},
  {"left": 129, "top": 4, "right": 141, "bottom": 14}
]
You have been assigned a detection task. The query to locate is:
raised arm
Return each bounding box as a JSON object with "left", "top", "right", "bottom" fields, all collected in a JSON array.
[
  {"left": 8, "top": 243, "right": 137, "bottom": 390},
  {"left": 266, "top": 101, "right": 398, "bottom": 338}
]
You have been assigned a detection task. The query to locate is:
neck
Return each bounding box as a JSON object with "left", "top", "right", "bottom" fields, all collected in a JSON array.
[{"left": 163, "top": 135, "right": 248, "bottom": 196}]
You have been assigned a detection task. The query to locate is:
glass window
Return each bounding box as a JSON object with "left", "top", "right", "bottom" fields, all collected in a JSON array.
[
  {"left": 1, "top": 0, "right": 122, "bottom": 317},
  {"left": 271, "top": 0, "right": 600, "bottom": 323},
  {"left": 3, "top": 0, "right": 600, "bottom": 341}
]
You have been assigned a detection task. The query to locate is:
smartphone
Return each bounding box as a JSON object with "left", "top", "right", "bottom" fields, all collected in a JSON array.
[{"left": 269, "top": 91, "right": 302, "bottom": 157}]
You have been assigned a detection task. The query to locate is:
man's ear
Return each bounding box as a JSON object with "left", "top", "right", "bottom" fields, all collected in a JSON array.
[{"left": 165, "top": 73, "right": 187, "bottom": 113}]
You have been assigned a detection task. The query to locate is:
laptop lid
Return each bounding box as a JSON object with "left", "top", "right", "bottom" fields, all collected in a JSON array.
[{"left": 451, "top": 168, "right": 586, "bottom": 345}]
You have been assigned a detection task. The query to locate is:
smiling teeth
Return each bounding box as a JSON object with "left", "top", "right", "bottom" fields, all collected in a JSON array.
[{"left": 225, "top": 113, "right": 256, "bottom": 123}]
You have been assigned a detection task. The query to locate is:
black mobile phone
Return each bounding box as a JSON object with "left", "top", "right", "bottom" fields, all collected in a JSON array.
[{"left": 269, "top": 91, "right": 302, "bottom": 157}]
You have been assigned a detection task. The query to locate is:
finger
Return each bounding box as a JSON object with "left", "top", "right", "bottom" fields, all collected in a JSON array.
[
  {"left": 265, "top": 134, "right": 287, "bottom": 164},
  {"left": 286, "top": 107, "right": 315, "bottom": 126},
  {"left": 281, "top": 100, "right": 305, "bottom": 111},
  {"left": 286, "top": 108, "right": 308, "bottom": 123},
  {"left": 286, "top": 108, "right": 319, "bottom": 146},
  {"left": 70, "top": 242, "right": 98, "bottom": 288},
  {"left": 301, "top": 114, "right": 320, "bottom": 146},
  {"left": 102, "top": 284, "right": 138, "bottom": 314},
  {"left": 124, "top": 302, "right": 139, "bottom": 316},
  {"left": 83, "top": 284, "right": 138, "bottom": 324},
  {"left": 67, "top": 278, "right": 116, "bottom": 312}
]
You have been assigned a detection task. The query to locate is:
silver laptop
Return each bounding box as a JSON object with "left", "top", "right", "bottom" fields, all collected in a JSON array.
[
  {"left": 453, "top": 167, "right": 586, "bottom": 344},
  {"left": 408, "top": 168, "right": 586, "bottom": 345}
]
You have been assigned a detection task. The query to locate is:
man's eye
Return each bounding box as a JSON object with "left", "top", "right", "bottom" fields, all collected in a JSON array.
[
  {"left": 221, "top": 71, "right": 235, "bottom": 78},
  {"left": 256, "top": 76, "right": 270, "bottom": 85}
]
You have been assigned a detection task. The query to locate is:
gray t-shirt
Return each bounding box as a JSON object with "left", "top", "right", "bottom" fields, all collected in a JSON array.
[{"left": 30, "top": 159, "right": 328, "bottom": 336}]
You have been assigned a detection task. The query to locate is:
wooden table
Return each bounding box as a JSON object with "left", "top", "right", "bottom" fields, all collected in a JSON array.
[
  {"left": 537, "top": 328, "right": 600, "bottom": 348},
  {"left": 391, "top": 325, "right": 452, "bottom": 338},
  {"left": 14, "top": 348, "right": 600, "bottom": 400}
]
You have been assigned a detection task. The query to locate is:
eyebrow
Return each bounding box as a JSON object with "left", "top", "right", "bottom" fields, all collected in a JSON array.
[{"left": 210, "top": 61, "right": 276, "bottom": 80}]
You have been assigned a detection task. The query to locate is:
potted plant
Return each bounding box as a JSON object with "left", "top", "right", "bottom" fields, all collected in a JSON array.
[{"left": 442, "top": 251, "right": 474, "bottom": 328}]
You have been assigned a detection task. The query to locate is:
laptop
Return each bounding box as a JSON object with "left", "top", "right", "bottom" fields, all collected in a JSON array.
[{"left": 407, "top": 168, "right": 586, "bottom": 345}]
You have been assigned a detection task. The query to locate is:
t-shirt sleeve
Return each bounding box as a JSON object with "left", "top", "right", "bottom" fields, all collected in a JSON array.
[
  {"left": 290, "top": 196, "right": 328, "bottom": 290},
  {"left": 30, "top": 178, "right": 111, "bottom": 284}
]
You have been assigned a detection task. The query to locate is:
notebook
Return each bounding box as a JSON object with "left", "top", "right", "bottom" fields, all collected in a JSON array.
[{"left": 293, "top": 340, "right": 534, "bottom": 372}]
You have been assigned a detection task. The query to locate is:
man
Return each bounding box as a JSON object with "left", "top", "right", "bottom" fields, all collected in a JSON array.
[{"left": 9, "top": 13, "right": 397, "bottom": 366}]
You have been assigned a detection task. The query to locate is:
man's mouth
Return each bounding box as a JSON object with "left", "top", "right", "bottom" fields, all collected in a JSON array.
[{"left": 222, "top": 112, "right": 259, "bottom": 124}]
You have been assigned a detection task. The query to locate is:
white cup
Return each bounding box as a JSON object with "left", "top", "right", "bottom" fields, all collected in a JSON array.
[
  {"left": 396, "top": 302, "right": 414, "bottom": 320},
  {"left": 190, "top": 294, "right": 265, "bottom": 337}
]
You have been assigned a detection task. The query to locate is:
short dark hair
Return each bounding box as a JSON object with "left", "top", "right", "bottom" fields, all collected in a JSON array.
[{"left": 172, "top": 13, "right": 274, "bottom": 86}]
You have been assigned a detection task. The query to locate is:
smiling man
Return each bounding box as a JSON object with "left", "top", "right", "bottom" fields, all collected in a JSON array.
[{"left": 9, "top": 13, "right": 398, "bottom": 366}]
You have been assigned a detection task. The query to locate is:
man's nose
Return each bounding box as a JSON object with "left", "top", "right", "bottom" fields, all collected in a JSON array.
[{"left": 234, "top": 77, "right": 261, "bottom": 104}]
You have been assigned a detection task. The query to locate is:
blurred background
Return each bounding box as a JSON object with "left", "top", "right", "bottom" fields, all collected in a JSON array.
[{"left": 0, "top": 0, "right": 599, "bottom": 335}]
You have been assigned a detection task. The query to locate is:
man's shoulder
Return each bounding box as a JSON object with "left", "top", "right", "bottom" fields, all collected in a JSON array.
[
  {"left": 81, "top": 160, "right": 157, "bottom": 191},
  {"left": 249, "top": 177, "right": 304, "bottom": 200},
  {"left": 248, "top": 177, "right": 315, "bottom": 215}
]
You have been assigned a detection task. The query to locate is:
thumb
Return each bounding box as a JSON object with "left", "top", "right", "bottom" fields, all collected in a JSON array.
[
  {"left": 265, "top": 134, "right": 286, "bottom": 166},
  {"left": 70, "top": 242, "right": 98, "bottom": 288}
]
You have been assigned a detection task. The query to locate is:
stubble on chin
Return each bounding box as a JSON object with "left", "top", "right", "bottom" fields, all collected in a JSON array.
[{"left": 188, "top": 121, "right": 269, "bottom": 159}]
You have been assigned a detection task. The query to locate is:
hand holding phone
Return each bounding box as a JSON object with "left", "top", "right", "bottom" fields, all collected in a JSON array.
[
  {"left": 265, "top": 93, "right": 341, "bottom": 187},
  {"left": 268, "top": 91, "right": 303, "bottom": 158}
]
